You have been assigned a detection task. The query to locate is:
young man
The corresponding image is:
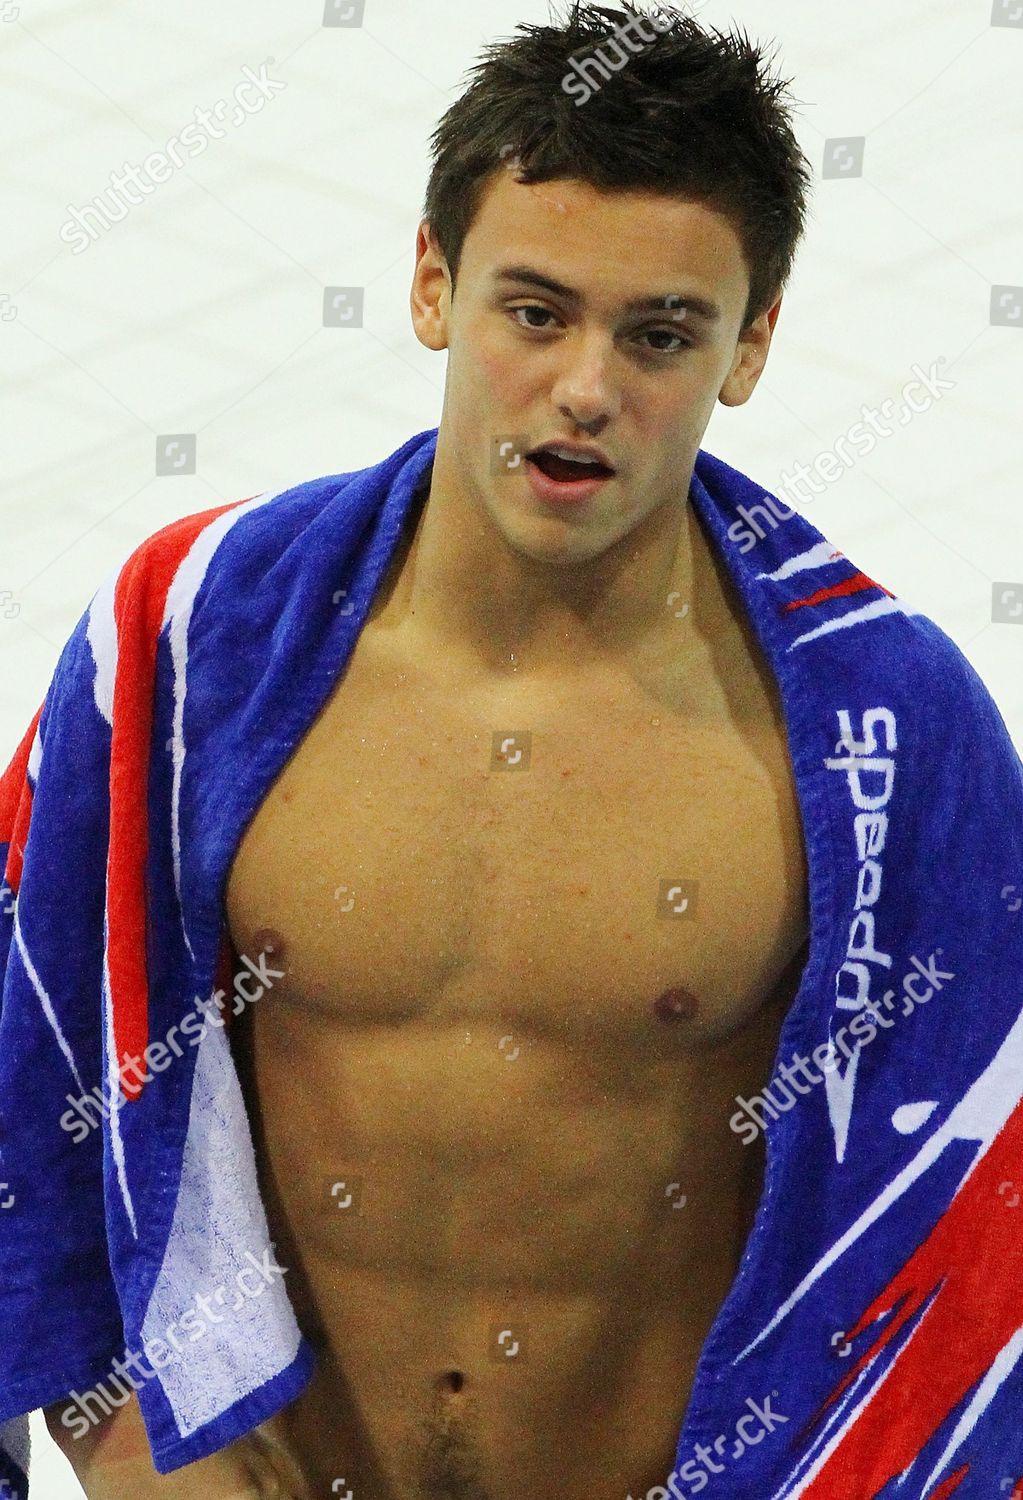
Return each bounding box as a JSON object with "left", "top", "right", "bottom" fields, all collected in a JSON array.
[{"left": 4, "top": 6, "right": 1023, "bottom": 1499}]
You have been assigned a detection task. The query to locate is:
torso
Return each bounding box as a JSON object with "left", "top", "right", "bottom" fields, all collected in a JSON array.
[{"left": 225, "top": 491, "right": 810, "bottom": 1500}]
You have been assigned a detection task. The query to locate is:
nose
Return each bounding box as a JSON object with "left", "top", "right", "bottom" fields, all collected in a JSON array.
[{"left": 550, "top": 330, "right": 622, "bottom": 434}]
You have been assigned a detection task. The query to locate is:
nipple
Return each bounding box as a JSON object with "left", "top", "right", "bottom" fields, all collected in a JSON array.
[
  {"left": 653, "top": 986, "right": 699, "bottom": 1023},
  {"left": 252, "top": 926, "right": 287, "bottom": 964}
]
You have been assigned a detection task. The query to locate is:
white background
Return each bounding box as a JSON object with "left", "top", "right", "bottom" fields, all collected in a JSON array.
[{"left": 0, "top": 0, "right": 1020, "bottom": 1493}]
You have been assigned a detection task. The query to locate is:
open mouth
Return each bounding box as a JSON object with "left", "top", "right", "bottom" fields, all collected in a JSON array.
[{"left": 528, "top": 451, "right": 615, "bottom": 483}]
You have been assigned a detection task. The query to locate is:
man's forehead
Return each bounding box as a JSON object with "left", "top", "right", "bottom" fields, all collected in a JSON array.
[{"left": 463, "top": 172, "right": 748, "bottom": 320}]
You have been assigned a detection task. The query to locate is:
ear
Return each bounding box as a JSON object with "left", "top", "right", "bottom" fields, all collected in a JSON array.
[
  {"left": 718, "top": 293, "right": 783, "bottom": 409},
  {"left": 410, "top": 219, "right": 452, "bottom": 353}
]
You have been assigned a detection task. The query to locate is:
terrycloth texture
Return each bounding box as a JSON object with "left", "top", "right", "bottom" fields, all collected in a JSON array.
[{"left": 1, "top": 425, "right": 1022, "bottom": 1498}]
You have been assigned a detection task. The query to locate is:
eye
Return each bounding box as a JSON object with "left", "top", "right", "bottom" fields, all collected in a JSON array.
[
  {"left": 640, "top": 328, "right": 693, "bottom": 354},
  {"left": 507, "top": 304, "right": 692, "bottom": 354},
  {"left": 509, "top": 304, "right": 558, "bottom": 331}
]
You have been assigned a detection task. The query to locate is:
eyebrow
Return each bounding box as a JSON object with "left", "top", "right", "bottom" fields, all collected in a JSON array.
[{"left": 491, "top": 265, "right": 723, "bottom": 324}]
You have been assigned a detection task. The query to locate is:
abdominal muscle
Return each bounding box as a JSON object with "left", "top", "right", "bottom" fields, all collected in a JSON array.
[{"left": 233, "top": 987, "right": 779, "bottom": 1500}]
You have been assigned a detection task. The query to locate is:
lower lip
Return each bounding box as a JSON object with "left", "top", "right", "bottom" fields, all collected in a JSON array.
[{"left": 524, "top": 457, "right": 615, "bottom": 506}]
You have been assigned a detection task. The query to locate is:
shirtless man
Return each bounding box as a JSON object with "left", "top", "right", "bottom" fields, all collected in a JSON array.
[{"left": 43, "top": 9, "right": 814, "bottom": 1495}]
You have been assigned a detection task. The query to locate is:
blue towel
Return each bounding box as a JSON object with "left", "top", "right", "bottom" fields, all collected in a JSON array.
[{"left": 2, "top": 425, "right": 1022, "bottom": 1497}]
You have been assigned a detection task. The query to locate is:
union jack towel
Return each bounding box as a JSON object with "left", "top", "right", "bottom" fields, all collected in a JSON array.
[{"left": 2, "top": 426, "right": 1022, "bottom": 1497}]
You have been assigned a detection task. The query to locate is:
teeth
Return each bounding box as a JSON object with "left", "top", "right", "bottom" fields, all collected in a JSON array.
[{"left": 545, "top": 447, "right": 601, "bottom": 465}]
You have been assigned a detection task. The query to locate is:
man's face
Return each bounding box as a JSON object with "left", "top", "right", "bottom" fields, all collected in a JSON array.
[{"left": 411, "top": 169, "right": 780, "bottom": 567}]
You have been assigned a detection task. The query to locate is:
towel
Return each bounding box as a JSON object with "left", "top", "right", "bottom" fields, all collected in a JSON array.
[{"left": 2, "top": 426, "right": 1022, "bottom": 1499}]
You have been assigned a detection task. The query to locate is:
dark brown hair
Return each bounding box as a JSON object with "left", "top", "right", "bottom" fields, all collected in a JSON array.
[{"left": 422, "top": 2, "right": 814, "bottom": 333}]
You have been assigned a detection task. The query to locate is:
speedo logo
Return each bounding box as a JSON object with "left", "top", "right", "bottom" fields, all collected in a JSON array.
[{"left": 822, "top": 706, "right": 898, "bottom": 1162}]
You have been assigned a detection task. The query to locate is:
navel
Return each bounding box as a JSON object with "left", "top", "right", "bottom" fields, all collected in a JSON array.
[
  {"left": 252, "top": 925, "right": 288, "bottom": 965},
  {"left": 653, "top": 985, "right": 700, "bottom": 1023}
]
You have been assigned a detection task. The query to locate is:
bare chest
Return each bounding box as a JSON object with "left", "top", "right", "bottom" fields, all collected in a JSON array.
[{"left": 226, "top": 627, "right": 810, "bottom": 1055}]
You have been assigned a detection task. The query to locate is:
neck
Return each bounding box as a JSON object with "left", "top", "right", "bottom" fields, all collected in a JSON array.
[{"left": 379, "top": 440, "right": 725, "bottom": 685}]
